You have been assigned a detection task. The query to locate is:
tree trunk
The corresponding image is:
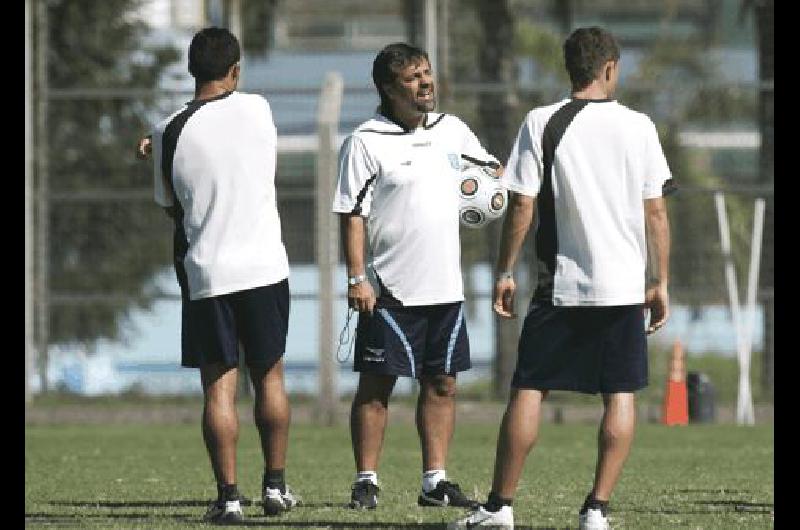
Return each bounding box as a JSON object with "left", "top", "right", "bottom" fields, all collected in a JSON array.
[
  {"left": 475, "top": 0, "right": 517, "bottom": 399},
  {"left": 756, "top": 0, "right": 773, "bottom": 399}
]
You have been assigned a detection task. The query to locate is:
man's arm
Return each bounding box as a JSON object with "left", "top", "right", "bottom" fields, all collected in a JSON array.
[
  {"left": 136, "top": 135, "right": 152, "bottom": 160},
  {"left": 493, "top": 192, "right": 536, "bottom": 318},
  {"left": 340, "top": 213, "right": 376, "bottom": 314},
  {"left": 644, "top": 196, "right": 670, "bottom": 334}
]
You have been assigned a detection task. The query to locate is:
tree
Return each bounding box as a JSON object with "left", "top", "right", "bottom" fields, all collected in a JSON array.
[{"left": 37, "top": 0, "right": 179, "bottom": 346}]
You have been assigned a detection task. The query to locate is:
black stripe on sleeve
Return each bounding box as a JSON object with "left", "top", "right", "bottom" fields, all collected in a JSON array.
[
  {"left": 533, "top": 99, "right": 590, "bottom": 302},
  {"left": 351, "top": 173, "right": 378, "bottom": 215},
  {"left": 161, "top": 97, "right": 220, "bottom": 299},
  {"left": 662, "top": 178, "right": 678, "bottom": 196},
  {"left": 460, "top": 154, "right": 500, "bottom": 170}
]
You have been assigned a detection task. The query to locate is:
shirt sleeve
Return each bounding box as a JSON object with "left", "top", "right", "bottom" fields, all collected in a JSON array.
[
  {"left": 332, "top": 134, "right": 377, "bottom": 216},
  {"left": 501, "top": 113, "right": 542, "bottom": 197},
  {"left": 151, "top": 127, "right": 174, "bottom": 208},
  {"left": 641, "top": 119, "right": 672, "bottom": 199}
]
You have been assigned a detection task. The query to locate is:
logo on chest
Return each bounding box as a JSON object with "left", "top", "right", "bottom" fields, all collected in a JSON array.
[{"left": 448, "top": 153, "right": 460, "bottom": 170}]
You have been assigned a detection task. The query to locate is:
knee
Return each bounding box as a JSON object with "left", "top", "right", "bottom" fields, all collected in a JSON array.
[
  {"left": 426, "top": 375, "right": 457, "bottom": 399},
  {"left": 601, "top": 421, "right": 634, "bottom": 444}
]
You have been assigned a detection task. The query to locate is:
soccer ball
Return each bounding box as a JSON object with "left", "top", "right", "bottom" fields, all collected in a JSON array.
[{"left": 458, "top": 165, "right": 507, "bottom": 229}]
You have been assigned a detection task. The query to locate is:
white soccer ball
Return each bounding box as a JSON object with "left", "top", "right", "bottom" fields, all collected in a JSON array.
[{"left": 458, "top": 165, "right": 507, "bottom": 229}]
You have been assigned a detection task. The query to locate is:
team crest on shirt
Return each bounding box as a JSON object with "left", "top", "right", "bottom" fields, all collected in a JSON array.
[{"left": 448, "top": 153, "right": 460, "bottom": 170}]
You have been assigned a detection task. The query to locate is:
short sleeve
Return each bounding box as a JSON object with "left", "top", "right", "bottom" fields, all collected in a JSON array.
[
  {"left": 641, "top": 119, "right": 672, "bottom": 199},
  {"left": 152, "top": 128, "right": 174, "bottom": 207},
  {"left": 502, "top": 114, "right": 542, "bottom": 197},
  {"left": 332, "top": 135, "right": 377, "bottom": 216}
]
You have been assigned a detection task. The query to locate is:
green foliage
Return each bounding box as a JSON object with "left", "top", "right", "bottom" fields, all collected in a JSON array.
[
  {"left": 41, "top": 0, "right": 180, "bottom": 343},
  {"left": 25, "top": 422, "right": 773, "bottom": 528},
  {"left": 622, "top": 36, "right": 759, "bottom": 306}
]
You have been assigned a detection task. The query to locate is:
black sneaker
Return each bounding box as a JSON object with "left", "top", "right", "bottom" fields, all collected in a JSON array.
[
  {"left": 418, "top": 480, "right": 478, "bottom": 508},
  {"left": 203, "top": 498, "right": 244, "bottom": 525},
  {"left": 349, "top": 480, "right": 379, "bottom": 509}
]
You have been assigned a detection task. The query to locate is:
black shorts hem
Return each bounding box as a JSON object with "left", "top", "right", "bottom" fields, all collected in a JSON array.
[
  {"left": 354, "top": 363, "right": 472, "bottom": 378},
  {"left": 511, "top": 379, "right": 648, "bottom": 395}
]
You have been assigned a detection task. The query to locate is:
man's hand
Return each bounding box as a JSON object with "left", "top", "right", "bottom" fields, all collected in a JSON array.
[
  {"left": 493, "top": 277, "right": 516, "bottom": 318},
  {"left": 348, "top": 280, "right": 376, "bottom": 315},
  {"left": 644, "top": 283, "right": 669, "bottom": 334},
  {"left": 136, "top": 135, "right": 152, "bottom": 160}
]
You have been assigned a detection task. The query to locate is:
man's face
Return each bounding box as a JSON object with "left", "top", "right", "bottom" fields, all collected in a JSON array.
[{"left": 385, "top": 57, "right": 435, "bottom": 117}]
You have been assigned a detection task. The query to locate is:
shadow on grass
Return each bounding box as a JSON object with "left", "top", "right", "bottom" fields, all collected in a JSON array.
[
  {"left": 27, "top": 514, "right": 556, "bottom": 529},
  {"left": 31, "top": 502, "right": 559, "bottom": 529},
  {"left": 623, "top": 500, "right": 773, "bottom": 515}
]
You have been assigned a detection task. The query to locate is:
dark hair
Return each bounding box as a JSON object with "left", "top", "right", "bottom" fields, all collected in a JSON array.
[
  {"left": 372, "top": 42, "right": 430, "bottom": 116},
  {"left": 188, "top": 27, "right": 241, "bottom": 83},
  {"left": 563, "top": 27, "right": 620, "bottom": 91}
]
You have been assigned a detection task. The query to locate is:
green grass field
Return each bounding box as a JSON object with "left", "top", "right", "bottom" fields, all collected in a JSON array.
[{"left": 26, "top": 421, "right": 773, "bottom": 529}]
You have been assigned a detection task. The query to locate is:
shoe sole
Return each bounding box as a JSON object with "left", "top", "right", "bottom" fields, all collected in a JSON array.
[
  {"left": 418, "top": 494, "right": 479, "bottom": 508},
  {"left": 263, "top": 498, "right": 293, "bottom": 516},
  {"left": 206, "top": 513, "right": 244, "bottom": 525},
  {"left": 348, "top": 499, "right": 378, "bottom": 510}
]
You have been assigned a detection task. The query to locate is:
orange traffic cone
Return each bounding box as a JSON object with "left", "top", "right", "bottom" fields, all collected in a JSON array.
[{"left": 662, "top": 340, "right": 689, "bottom": 426}]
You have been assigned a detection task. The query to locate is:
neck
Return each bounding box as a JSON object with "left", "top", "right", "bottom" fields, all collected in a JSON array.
[
  {"left": 194, "top": 79, "right": 232, "bottom": 101},
  {"left": 572, "top": 81, "right": 612, "bottom": 101},
  {"left": 392, "top": 108, "right": 426, "bottom": 130}
]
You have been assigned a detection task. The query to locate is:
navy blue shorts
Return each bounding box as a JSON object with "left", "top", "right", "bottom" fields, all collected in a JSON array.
[
  {"left": 181, "top": 279, "right": 290, "bottom": 369},
  {"left": 353, "top": 299, "right": 471, "bottom": 379},
  {"left": 512, "top": 301, "right": 647, "bottom": 394}
]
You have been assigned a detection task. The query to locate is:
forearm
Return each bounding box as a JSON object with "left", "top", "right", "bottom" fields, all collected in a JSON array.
[
  {"left": 495, "top": 192, "right": 535, "bottom": 274},
  {"left": 340, "top": 213, "right": 367, "bottom": 276},
  {"left": 645, "top": 197, "right": 671, "bottom": 287}
]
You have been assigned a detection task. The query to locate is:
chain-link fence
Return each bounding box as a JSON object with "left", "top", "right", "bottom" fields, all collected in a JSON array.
[{"left": 26, "top": 0, "right": 773, "bottom": 403}]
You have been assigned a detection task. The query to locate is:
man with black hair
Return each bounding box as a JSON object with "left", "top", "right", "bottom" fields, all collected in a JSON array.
[
  {"left": 332, "top": 42, "right": 502, "bottom": 511},
  {"left": 138, "top": 27, "right": 298, "bottom": 524},
  {"left": 451, "top": 27, "right": 673, "bottom": 529}
]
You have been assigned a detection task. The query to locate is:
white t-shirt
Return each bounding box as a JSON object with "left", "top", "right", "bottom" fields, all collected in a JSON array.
[
  {"left": 503, "top": 98, "right": 672, "bottom": 306},
  {"left": 333, "top": 113, "right": 498, "bottom": 306},
  {"left": 151, "top": 91, "right": 289, "bottom": 300}
]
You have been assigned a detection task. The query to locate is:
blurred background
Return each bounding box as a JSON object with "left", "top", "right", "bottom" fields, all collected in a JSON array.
[{"left": 24, "top": 0, "right": 773, "bottom": 422}]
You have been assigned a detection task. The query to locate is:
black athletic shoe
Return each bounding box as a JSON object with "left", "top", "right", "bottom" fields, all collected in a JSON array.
[
  {"left": 349, "top": 480, "right": 379, "bottom": 509},
  {"left": 203, "top": 498, "right": 244, "bottom": 525},
  {"left": 418, "top": 480, "right": 478, "bottom": 508}
]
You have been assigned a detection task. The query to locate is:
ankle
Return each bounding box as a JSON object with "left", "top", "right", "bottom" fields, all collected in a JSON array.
[
  {"left": 217, "top": 483, "right": 240, "bottom": 501},
  {"left": 580, "top": 493, "right": 609, "bottom": 515},
  {"left": 263, "top": 468, "right": 286, "bottom": 494},
  {"left": 484, "top": 491, "right": 513, "bottom": 512}
]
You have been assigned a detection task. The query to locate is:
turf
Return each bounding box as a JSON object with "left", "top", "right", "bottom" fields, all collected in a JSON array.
[{"left": 25, "top": 422, "right": 773, "bottom": 529}]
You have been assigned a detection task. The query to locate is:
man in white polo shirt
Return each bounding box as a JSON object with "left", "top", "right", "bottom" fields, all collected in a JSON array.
[
  {"left": 452, "top": 27, "right": 674, "bottom": 529},
  {"left": 333, "top": 42, "right": 502, "bottom": 511},
  {"left": 139, "top": 27, "right": 297, "bottom": 524}
]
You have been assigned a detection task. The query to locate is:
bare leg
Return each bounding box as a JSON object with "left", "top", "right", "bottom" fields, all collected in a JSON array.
[
  {"left": 417, "top": 374, "right": 457, "bottom": 471},
  {"left": 490, "top": 388, "right": 547, "bottom": 498},
  {"left": 200, "top": 364, "right": 240, "bottom": 486},
  {"left": 591, "top": 392, "right": 636, "bottom": 501},
  {"left": 249, "top": 359, "right": 290, "bottom": 472},
  {"left": 350, "top": 373, "right": 397, "bottom": 472}
]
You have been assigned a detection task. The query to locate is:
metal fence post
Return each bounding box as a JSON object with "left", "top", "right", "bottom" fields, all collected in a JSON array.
[
  {"left": 35, "top": 0, "right": 50, "bottom": 394},
  {"left": 25, "top": 0, "right": 34, "bottom": 404},
  {"left": 316, "top": 72, "right": 343, "bottom": 425}
]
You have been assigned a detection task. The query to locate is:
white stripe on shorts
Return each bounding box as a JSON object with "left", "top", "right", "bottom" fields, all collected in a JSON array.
[{"left": 377, "top": 308, "right": 416, "bottom": 378}]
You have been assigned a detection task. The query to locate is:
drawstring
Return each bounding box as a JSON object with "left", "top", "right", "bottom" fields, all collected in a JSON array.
[{"left": 336, "top": 308, "right": 358, "bottom": 363}]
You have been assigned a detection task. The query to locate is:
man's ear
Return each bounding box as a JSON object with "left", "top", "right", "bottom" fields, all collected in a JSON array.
[{"left": 230, "top": 63, "right": 240, "bottom": 82}]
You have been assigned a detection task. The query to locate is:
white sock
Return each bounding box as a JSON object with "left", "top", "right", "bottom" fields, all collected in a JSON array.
[
  {"left": 422, "top": 469, "right": 446, "bottom": 493},
  {"left": 356, "top": 471, "right": 378, "bottom": 486}
]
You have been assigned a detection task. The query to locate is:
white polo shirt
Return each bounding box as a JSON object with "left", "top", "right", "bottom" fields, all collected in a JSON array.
[
  {"left": 333, "top": 113, "right": 498, "bottom": 306},
  {"left": 503, "top": 98, "right": 672, "bottom": 306},
  {"left": 151, "top": 91, "right": 289, "bottom": 300}
]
